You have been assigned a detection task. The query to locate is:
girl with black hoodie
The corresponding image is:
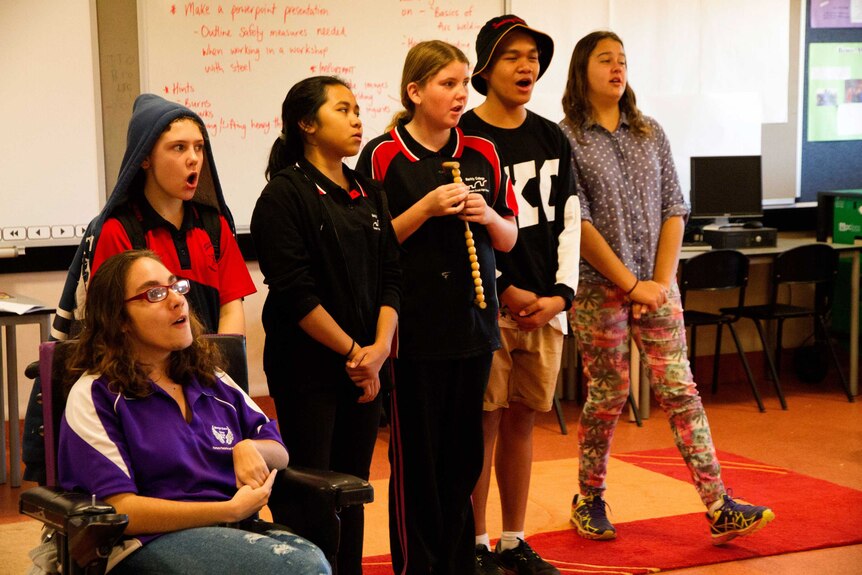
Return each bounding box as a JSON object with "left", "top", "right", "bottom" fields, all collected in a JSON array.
[{"left": 53, "top": 93, "right": 254, "bottom": 339}]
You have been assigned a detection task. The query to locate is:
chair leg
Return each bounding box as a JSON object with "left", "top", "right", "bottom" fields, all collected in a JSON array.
[
  {"left": 553, "top": 396, "right": 568, "bottom": 434},
  {"left": 775, "top": 319, "right": 785, "bottom": 378},
  {"left": 627, "top": 393, "right": 643, "bottom": 427},
  {"left": 711, "top": 324, "right": 723, "bottom": 394},
  {"left": 565, "top": 334, "right": 577, "bottom": 402},
  {"left": 727, "top": 323, "right": 766, "bottom": 412},
  {"left": 752, "top": 319, "right": 788, "bottom": 410},
  {"left": 554, "top": 352, "right": 568, "bottom": 435},
  {"left": 816, "top": 314, "right": 855, "bottom": 403}
]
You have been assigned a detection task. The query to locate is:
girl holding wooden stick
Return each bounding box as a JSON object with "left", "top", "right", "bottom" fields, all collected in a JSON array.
[{"left": 357, "top": 40, "right": 517, "bottom": 574}]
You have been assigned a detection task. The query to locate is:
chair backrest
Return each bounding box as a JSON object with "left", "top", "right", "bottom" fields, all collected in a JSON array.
[
  {"left": 205, "top": 333, "right": 249, "bottom": 393},
  {"left": 40, "top": 334, "right": 249, "bottom": 487},
  {"left": 770, "top": 243, "right": 838, "bottom": 308},
  {"left": 680, "top": 249, "right": 749, "bottom": 309},
  {"left": 39, "top": 340, "right": 74, "bottom": 488},
  {"left": 772, "top": 243, "right": 838, "bottom": 286}
]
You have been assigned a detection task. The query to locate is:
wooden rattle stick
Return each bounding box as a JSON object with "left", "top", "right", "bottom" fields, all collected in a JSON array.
[{"left": 442, "top": 161, "right": 487, "bottom": 310}]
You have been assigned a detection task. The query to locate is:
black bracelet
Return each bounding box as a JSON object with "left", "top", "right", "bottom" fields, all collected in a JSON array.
[
  {"left": 625, "top": 278, "right": 639, "bottom": 296},
  {"left": 344, "top": 339, "right": 356, "bottom": 359}
]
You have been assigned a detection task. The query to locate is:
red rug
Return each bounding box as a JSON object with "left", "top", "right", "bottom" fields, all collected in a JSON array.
[{"left": 362, "top": 448, "right": 862, "bottom": 574}]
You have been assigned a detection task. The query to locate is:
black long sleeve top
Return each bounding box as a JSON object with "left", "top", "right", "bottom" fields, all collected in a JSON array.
[{"left": 250, "top": 159, "right": 401, "bottom": 393}]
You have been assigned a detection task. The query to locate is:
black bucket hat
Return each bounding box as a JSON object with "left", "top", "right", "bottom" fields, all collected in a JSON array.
[{"left": 471, "top": 14, "right": 554, "bottom": 96}]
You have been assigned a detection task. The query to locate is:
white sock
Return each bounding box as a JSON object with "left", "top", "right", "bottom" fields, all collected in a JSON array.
[
  {"left": 475, "top": 533, "right": 490, "bottom": 550},
  {"left": 498, "top": 531, "right": 524, "bottom": 552}
]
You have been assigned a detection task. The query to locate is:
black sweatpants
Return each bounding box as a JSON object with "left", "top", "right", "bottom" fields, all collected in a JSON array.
[
  {"left": 388, "top": 354, "right": 492, "bottom": 574},
  {"left": 274, "top": 383, "right": 382, "bottom": 575}
]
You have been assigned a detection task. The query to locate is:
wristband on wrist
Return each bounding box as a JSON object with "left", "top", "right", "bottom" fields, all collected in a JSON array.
[
  {"left": 625, "top": 278, "right": 639, "bottom": 296},
  {"left": 344, "top": 339, "right": 356, "bottom": 359}
]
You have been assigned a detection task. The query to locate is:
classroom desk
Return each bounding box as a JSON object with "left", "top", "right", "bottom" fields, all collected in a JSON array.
[
  {"left": 630, "top": 234, "right": 860, "bottom": 419},
  {"left": 0, "top": 307, "right": 54, "bottom": 487}
]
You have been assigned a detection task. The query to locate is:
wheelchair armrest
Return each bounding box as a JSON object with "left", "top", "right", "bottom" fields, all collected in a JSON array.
[
  {"left": 20, "top": 486, "right": 129, "bottom": 574},
  {"left": 274, "top": 466, "right": 374, "bottom": 508},
  {"left": 19, "top": 486, "right": 126, "bottom": 533},
  {"left": 267, "top": 466, "right": 373, "bottom": 564}
]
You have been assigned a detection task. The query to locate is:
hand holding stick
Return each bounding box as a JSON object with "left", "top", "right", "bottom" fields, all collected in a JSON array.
[{"left": 442, "top": 161, "right": 487, "bottom": 309}]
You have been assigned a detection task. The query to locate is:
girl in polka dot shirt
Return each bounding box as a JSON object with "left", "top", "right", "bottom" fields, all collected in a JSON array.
[{"left": 558, "top": 30, "right": 774, "bottom": 545}]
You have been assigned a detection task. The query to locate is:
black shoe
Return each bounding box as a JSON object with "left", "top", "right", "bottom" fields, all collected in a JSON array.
[
  {"left": 496, "top": 539, "right": 560, "bottom": 575},
  {"left": 475, "top": 544, "right": 508, "bottom": 575}
]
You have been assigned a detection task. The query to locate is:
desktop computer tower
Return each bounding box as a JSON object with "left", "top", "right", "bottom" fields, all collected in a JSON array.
[{"left": 702, "top": 226, "right": 777, "bottom": 249}]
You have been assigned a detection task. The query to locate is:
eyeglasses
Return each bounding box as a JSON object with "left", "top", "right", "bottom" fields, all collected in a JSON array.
[{"left": 125, "top": 279, "right": 191, "bottom": 303}]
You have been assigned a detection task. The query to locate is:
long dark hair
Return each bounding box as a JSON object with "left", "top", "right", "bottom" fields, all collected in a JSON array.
[
  {"left": 66, "top": 250, "right": 221, "bottom": 398},
  {"left": 386, "top": 40, "right": 469, "bottom": 131},
  {"left": 265, "top": 75, "right": 351, "bottom": 180},
  {"left": 561, "top": 30, "right": 651, "bottom": 143}
]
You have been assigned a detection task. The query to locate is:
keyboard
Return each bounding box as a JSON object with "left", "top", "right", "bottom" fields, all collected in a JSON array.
[{"left": 681, "top": 241, "right": 711, "bottom": 252}]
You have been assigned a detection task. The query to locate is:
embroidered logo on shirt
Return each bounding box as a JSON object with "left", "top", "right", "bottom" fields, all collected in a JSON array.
[
  {"left": 371, "top": 211, "right": 381, "bottom": 231},
  {"left": 211, "top": 425, "right": 235, "bottom": 446},
  {"left": 463, "top": 176, "right": 489, "bottom": 196}
]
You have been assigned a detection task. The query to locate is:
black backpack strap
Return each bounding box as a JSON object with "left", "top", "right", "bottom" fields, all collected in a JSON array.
[
  {"left": 113, "top": 202, "right": 147, "bottom": 250},
  {"left": 114, "top": 201, "right": 222, "bottom": 261},
  {"left": 195, "top": 204, "right": 222, "bottom": 261}
]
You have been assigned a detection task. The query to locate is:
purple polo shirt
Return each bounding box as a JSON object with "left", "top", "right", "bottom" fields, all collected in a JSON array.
[
  {"left": 58, "top": 370, "right": 283, "bottom": 543},
  {"left": 559, "top": 114, "right": 688, "bottom": 286}
]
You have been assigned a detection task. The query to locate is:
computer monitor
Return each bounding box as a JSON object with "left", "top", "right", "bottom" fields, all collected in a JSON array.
[{"left": 689, "top": 155, "right": 763, "bottom": 227}]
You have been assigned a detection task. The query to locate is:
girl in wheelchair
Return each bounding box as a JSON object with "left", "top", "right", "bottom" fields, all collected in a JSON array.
[{"left": 57, "top": 249, "right": 331, "bottom": 574}]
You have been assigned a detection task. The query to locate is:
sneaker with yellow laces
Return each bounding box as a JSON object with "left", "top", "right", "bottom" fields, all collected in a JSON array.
[
  {"left": 708, "top": 493, "right": 775, "bottom": 545},
  {"left": 570, "top": 494, "right": 616, "bottom": 540}
]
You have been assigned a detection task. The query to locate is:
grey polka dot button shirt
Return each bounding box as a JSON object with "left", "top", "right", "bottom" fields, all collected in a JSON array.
[{"left": 559, "top": 114, "right": 688, "bottom": 287}]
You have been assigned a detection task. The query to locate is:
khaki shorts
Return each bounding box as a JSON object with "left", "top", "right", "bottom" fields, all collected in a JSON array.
[{"left": 484, "top": 321, "right": 564, "bottom": 413}]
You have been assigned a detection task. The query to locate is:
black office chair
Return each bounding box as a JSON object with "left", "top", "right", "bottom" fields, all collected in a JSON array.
[
  {"left": 680, "top": 250, "right": 767, "bottom": 412},
  {"left": 724, "top": 243, "right": 854, "bottom": 404},
  {"left": 19, "top": 334, "right": 373, "bottom": 575}
]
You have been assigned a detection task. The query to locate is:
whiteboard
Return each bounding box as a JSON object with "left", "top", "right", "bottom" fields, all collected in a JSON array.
[
  {"left": 139, "top": 0, "right": 504, "bottom": 232},
  {"left": 510, "top": 0, "right": 790, "bottom": 202},
  {"left": 0, "top": 0, "right": 103, "bottom": 252}
]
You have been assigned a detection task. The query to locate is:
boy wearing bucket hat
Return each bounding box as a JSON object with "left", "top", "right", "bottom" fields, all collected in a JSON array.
[{"left": 461, "top": 15, "right": 581, "bottom": 575}]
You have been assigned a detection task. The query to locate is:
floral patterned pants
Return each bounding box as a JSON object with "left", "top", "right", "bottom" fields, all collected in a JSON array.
[{"left": 573, "top": 282, "right": 725, "bottom": 507}]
